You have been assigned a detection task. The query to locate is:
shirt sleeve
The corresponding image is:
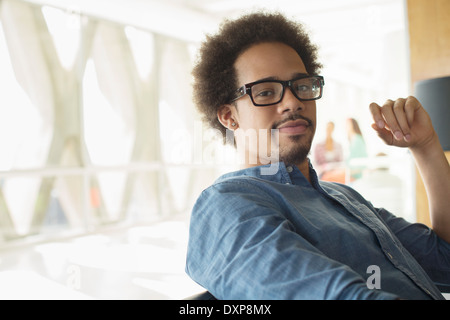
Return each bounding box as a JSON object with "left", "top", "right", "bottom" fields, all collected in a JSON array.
[
  {"left": 186, "top": 179, "right": 399, "bottom": 300},
  {"left": 376, "top": 207, "right": 450, "bottom": 290}
]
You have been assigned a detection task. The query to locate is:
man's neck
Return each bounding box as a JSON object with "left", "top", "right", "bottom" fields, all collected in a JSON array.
[{"left": 295, "top": 160, "right": 311, "bottom": 183}]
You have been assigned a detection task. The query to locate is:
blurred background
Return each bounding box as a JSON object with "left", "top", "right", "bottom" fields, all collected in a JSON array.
[{"left": 0, "top": 0, "right": 449, "bottom": 299}]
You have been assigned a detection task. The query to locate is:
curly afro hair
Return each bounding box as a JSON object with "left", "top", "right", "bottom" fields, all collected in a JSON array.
[{"left": 192, "top": 12, "right": 322, "bottom": 139}]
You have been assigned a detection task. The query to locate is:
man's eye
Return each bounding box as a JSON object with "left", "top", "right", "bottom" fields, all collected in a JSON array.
[
  {"left": 295, "top": 85, "right": 310, "bottom": 92},
  {"left": 256, "top": 89, "right": 275, "bottom": 97}
]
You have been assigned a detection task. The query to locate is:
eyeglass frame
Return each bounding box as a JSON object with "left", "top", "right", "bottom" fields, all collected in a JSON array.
[{"left": 230, "top": 75, "right": 325, "bottom": 107}]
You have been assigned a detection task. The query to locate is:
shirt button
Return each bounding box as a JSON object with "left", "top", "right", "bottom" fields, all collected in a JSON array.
[{"left": 286, "top": 166, "right": 293, "bottom": 173}]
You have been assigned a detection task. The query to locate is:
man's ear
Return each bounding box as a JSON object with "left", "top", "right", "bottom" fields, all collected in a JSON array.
[{"left": 217, "top": 104, "right": 238, "bottom": 130}]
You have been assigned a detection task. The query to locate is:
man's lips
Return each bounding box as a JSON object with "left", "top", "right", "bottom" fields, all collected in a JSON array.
[{"left": 276, "top": 119, "right": 310, "bottom": 135}]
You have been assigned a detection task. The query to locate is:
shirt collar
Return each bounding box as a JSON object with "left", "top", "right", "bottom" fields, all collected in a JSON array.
[{"left": 216, "top": 160, "right": 320, "bottom": 189}]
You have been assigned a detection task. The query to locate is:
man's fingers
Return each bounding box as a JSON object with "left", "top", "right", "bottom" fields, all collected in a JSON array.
[
  {"left": 370, "top": 96, "right": 431, "bottom": 148},
  {"left": 371, "top": 123, "right": 394, "bottom": 145},
  {"left": 378, "top": 98, "right": 414, "bottom": 142},
  {"left": 369, "top": 98, "right": 412, "bottom": 146},
  {"left": 369, "top": 102, "right": 385, "bottom": 129},
  {"left": 393, "top": 98, "right": 411, "bottom": 142},
  {"left": 379, "top": 99, "right": 403, "bottom": 141},
  {"left": 404, "top": 96, "right": 420, "bottom": 127},
  {"left": 369, "top": 102, "right": 394, "bottom": 145}
]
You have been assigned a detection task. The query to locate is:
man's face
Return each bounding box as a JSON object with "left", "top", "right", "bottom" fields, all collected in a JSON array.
[{"left": 231, "top": 42, "right": 317, "bottom": 167}]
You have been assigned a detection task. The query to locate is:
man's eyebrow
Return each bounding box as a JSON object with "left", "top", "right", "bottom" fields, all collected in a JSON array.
[
  {"left": 290, "top": 72, "right": 309, "bottom": 79},
  {"left": 256, "top": 76, "right": 278, "bottom": 82},
  {"left": 255, "top": 73, "right": 309, "bottom": 82}
]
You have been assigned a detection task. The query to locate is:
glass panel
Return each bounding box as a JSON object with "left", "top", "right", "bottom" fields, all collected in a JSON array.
[
  {"left": 2, "top": 177, "right": 39, "bottom": 237},
  {"left": 41, "top": 6, "right": 81, "bottom": 70},
  {"left": 86, "top": 171, "right": 162, "bottom": 226},
  {"left": 0, "top": 7, "right": 53, "bottom": 171},
  {"left": 0, "top": 0, "right": 207, "bottom": 244},
  {"left": 124, "top": 26, "right": 154, "bottom": 80},
  {"left": 82, "top": 24, "right": 136, "bottom": 166},
  {"left": 0, "top": 174, "right": 86, "bottom": 240}
]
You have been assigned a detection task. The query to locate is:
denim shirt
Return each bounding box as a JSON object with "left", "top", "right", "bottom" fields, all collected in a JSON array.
[{"left": 186, "top": 162, "right": 450, "bottom": 300}]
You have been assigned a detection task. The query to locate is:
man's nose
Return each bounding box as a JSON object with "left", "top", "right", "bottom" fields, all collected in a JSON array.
[{"left": 276, "top": 87, "right": 305, "bottom": 114}]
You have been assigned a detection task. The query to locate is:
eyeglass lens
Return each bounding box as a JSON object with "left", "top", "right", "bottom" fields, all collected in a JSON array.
[{"left": 251, "top": 77, "right": 322, "bottom": 106}]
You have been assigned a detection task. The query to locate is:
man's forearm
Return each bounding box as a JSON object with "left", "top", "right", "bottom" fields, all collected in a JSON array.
[{"left": 411, "top": 134, "right": 450, "bottom": 243}]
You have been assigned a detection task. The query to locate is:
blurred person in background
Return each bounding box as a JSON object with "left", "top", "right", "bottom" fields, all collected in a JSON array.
[
  {"left": 346, "top": 118, "right": 368, "bottom": 180},
  {"left": 314, "top": 121, "right": 344, "bottom": 182}
]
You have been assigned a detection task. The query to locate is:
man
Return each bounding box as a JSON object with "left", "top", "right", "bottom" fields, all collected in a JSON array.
[{"left": 185, "top": 12, "right": 450, "bottom": 300}]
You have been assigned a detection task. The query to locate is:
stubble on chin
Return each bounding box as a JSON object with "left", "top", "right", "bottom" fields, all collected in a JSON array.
[
  {"left": 278, "top": 134, "right": 313, "bottom": 166},
  {"left": 271, "top": 114, "right": 315, "bottom": 166}
]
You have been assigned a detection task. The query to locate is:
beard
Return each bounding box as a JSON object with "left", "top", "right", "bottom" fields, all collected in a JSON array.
[
  {"left": 278, "top": 134, "right": 313, "bottom": 165},
  {"left": 271, "top": 114, "right": 315, "bottom": 166}
]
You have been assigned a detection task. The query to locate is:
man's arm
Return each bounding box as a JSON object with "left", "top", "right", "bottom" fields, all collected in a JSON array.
[{"left": 369, "top": 96, "right": 450, "bottom": 243}]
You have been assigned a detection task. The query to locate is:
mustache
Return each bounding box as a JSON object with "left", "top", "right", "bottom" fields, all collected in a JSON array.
[{"left": 271, "top": 114, "right": 313, "bottom": 130}]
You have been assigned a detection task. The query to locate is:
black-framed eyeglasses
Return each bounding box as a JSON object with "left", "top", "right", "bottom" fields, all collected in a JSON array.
[{"left": 230, "top": 75, "right": 325, "bottom": 107}]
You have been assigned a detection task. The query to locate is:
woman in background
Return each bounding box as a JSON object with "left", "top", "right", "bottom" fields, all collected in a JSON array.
[
  {"left": 346, "top": 118, "right": 368, "bottom": 180},
  {"left": 314, "top": 121, "right": 344, "bottom": 182}
]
